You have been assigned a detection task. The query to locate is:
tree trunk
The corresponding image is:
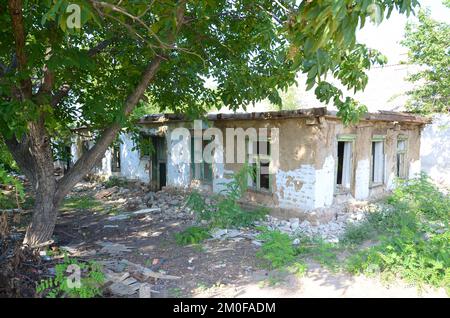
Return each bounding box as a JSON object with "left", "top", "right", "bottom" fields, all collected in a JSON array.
[
  {"left": 23, "top": 183, "right": 57, "bottom": 247},
  {"left": 20, "top": 120, "right": 58, "bottom": 248}
]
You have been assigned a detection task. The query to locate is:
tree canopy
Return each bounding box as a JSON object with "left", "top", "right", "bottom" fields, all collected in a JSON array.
[
  {"left": 0, "top": 0, "right": 421, "bottom": 246},
  {"left": 402, "top": 3, "right": 449, "bottom": 114}
]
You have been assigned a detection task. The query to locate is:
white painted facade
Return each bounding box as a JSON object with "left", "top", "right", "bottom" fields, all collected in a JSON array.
[{"left": 420, "top": 113, "right": 450, "bottom": 187}]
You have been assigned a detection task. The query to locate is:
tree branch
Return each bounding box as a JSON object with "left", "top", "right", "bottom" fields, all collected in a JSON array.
[
  {"left": 55, "top": 0, "right": 187, "bottom": 203},
  {"left": 50, "top": 39, "right": 114, "bottom": 107},
  {"left": 8, "top": 0, "right": 32, "bottom": 99}
]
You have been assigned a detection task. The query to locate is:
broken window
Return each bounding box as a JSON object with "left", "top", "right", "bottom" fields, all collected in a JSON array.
[
  {"left": 139, "top": 134, "right": 154, "bottom": 158},
  {"left": 396, "top": 138, "right": 407, "bottom": 179},
  {"left": 247, "top": 138, "right": 272, "bottom": 192},
  {"left": 336, "top": 137, "right": 354, "bottom": 191},
  {"left": 371, "top": 138, "right": 385, "bottom": 185},
  {"left": 111, "top": 145, "right": 121, "bottom": 172},
  {"left": 191, "top": 137, "right": 213, "bottom": 183}
]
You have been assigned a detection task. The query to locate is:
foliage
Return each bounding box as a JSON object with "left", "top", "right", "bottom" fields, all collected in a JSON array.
[
  {"left": 0, "top": 0, "right": 421, "bottom": 142},
  {"left": 0, "top": 140, "right": 18, "bottom": 172},
  {"left": 36, "top": 254, "right": 104, "bottom": 298},
  {"left": 256, "top": 228, "right": 296, "bottom": 269},
  {"left": 0, "top": 166, "right": 25, "bottom": 209},
  {"left": 343, "top": 174, "right": 449, "bottom": 292},
  {"left": 389, "top": 173, "right": 450, "bottom": 222},
  {"left": 401, "top": 6, "right": 450, "bottom": 113},
  {"left": 186, "top": 165, "right": 267, "bottom": 229},
  {"left": 174, "top": 226, "right": 210, "bottom": 246}
]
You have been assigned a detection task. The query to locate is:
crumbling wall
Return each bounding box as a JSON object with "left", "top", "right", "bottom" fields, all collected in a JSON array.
[{"left": 119, "top": 133, "right": 150, "bottom": 183}]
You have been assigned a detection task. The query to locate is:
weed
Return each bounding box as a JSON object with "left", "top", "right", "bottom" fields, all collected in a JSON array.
[
  {"left": 256, "top": 228, "right": 296, "bottom": 269},
  {"left": 343, "top": 174, "right": 450, "bottom": 292},
  {"left": 287, "top": 262, "right": 308, "bottom": 278},
  {"left": 175, "top": 226, "right": 210, "bottom": 246},
  {"left": 185, "top": 165, "right": 267, "bottom": 229},
  {"left": 36, "top": 254, "right": 104, "bottom": 298}
]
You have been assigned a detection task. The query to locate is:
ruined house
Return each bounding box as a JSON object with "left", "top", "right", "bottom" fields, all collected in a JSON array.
[{"left": 70, "top": 107, "right": 428, "bottom": 220}]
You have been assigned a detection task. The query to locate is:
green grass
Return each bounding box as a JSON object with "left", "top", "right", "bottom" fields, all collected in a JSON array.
[{"left": 61, "top": 195, "right": 103, "bottom": 212}]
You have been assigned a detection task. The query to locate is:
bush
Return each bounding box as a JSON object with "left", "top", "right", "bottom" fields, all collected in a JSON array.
[
  {"left": 36, "top": 255, "right": 104, "bottom": 298},
  {"left": 344, "top": 174, "right": 450, "bottom": 292},
  {"left": 256, "top": 228, "right": 296, "bottom": 269},
  {"left": 175, "top": 226, "right": 211, "bottom": 246},
  {"left": 185, "top": 165, "right": 267, "bottom": 229}
]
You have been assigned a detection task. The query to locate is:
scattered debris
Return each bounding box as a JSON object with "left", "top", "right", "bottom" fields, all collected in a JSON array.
[
  {"left": 106, "top": 208, "right": 161, "bottom": 221},
  {"left": 98, "top": 242, "right": 132, "bottom": 255}
]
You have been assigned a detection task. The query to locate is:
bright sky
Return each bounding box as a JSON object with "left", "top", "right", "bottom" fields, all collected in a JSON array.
[{"left": 238, "top": 0, "right": 450, "bottom": 113}]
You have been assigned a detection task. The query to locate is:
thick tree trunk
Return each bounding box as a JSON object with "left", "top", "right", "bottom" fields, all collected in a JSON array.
[
  {"left": 23, "top": 184, "right": 57, "bottom": 247},
  {"left": 21, "top": 120, "right": 57, "bottom": 247}
]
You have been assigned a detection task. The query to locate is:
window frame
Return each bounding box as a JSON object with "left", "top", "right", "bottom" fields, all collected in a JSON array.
[
  {"left": 396, "top": 135, "right": 408, "bottom": 179},
  {"left": 335, "top": 134, "right": 356, "bottom": 194},
  {"left": 246, "top": 137, "right": 273, "bottom": 193},
  {"left": 370, "top": 135, "right": 386, "bottom": 187},
  {"left": 190, "top": 136, "right": 213, "bottom": 184}
]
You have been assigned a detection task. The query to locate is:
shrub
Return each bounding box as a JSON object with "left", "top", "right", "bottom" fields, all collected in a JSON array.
[
  {"left": 185, "top": 165, "right": 267, "bottom": 229},
  {"left": 256, "top": 229, "right": 296, "bottom": 269},
  {"left": 344, "top": 174, "right": 450, "bottom": 292},
  {"left": 175, "top": 226, "right": 211, "bottom": 246},
  {"left": 36, "top": 255, "right": 104, "bottom": 298}
]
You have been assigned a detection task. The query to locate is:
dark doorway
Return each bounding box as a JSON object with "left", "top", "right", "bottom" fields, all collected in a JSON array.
[
  {"left": 150, "top": 136, "right": 167, "bottom": 190},
  {"left": 159, "top": 162, "right": 166, "bottom": 189},
  {"left": 336, "top": 141, "right": 345, "bottom": 185}
]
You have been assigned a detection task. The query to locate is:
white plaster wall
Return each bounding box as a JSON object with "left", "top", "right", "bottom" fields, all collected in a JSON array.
[
  {"left": 354, "top": 159, "right": 370, "bottom": 200},
  {"left": 276, "top": 165, "right": 316, "bottom": 211},
  {"left": 409, "top": 159, "right": 421, "bottom": 179},
  {"left": 167, "top": 129, "right": 190, "bottom": 188},
  {"left": 421, "top": 114, "right": 450, "bottom": 186},
  {"left": 119, "top": 133, "right": 150, "bottom": 182},
  {"left": 314, "top": 155, "right": 335, "bottom": 208}
]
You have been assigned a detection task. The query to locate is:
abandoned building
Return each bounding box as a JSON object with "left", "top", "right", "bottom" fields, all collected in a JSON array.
[{"left": 70, "top": 107, "right": 429, "bottom": 219}]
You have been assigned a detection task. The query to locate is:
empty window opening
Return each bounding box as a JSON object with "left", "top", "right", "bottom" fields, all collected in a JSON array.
[
  {"left": 371, "top": 141, "right": 385, "bottom": 184},
  {"left": 396, "top": 139, "right": 407, "bottom": 178},
  {"left": 191, "top": 137, "right": 213, "bottom": 183},
  {"left": 111, "top": 145, "right": 121, "bottom": 172},
  {"left": 336, "top": 141, "right": 352, "bottom": 190},
  {"left": 248, "top": 138, "right": 272, "bottom": 191}
]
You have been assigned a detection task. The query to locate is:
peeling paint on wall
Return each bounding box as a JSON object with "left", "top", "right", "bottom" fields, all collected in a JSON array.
[
  {"left": 167, "top": 130, "right": 190, "bottom": 188},
  {"left": 314, "top": 155, "right": 335, "bottom": 208},
  {"left": 119, "top": 133, "right": 150, "bottom": 182},
  {"left": 275, "top": 165, "right": 315, "bottom": 211}
]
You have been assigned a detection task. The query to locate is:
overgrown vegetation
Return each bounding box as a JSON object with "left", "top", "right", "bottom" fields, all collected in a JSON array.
[
  {"left": 178, "top": 165, "right": 267, "bottom": 245},
  {"left": 255, "top": 174, "right": 449, "bottom": 292},
  {"left": 256, "top": 228, "right": 296, "bottom": 269},
  {"left": 36, "top": 254, "right": 104, "bottom": 298},
  {"left": 343, "top": 174, "right": 449, "bottom": 292}
]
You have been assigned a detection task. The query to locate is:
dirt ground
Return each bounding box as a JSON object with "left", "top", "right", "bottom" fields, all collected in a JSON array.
[{"left": 44, "top": 181, "right": 447, "bottom": 298}]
